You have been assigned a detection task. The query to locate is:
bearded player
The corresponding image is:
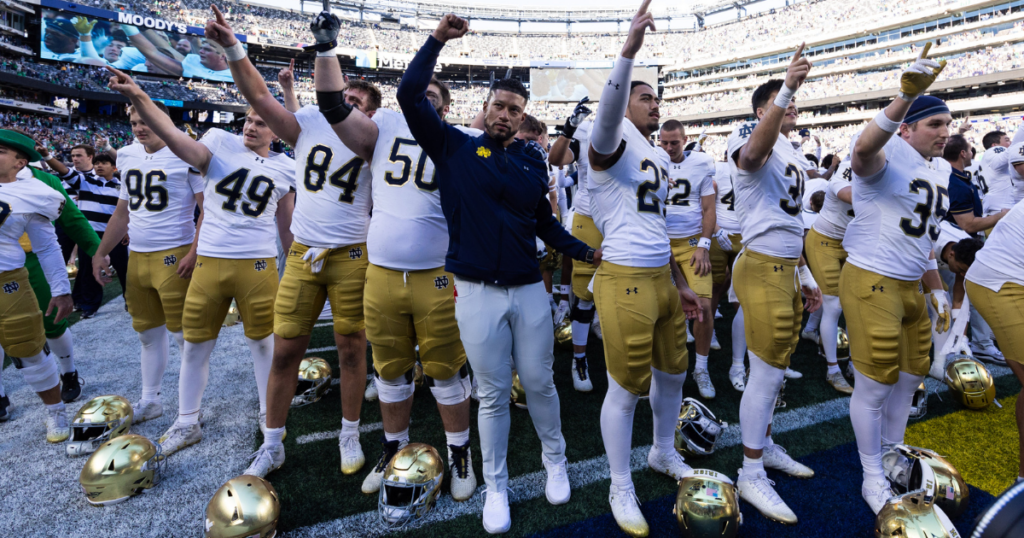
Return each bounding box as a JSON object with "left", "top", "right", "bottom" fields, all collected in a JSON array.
[
  {"left": 844, "top": 44, "right": 952, "bottom": 513},
  {"left": 105, "top": 66, "right": 296, "bottom": 457},
  {"left": 91, "top": 102, "right": 204, "bottom": 423},
  {"left": 203, "top": 6, "right": 373, "bottom": 477},
  {"left": 727, "top": 45, "right": 823, "bottom": 525},
  {"left": 589, "top": 3, "right": 702, "bottom": 535}
]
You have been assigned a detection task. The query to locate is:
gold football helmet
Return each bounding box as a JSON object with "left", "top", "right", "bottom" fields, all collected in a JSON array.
[
  {"left": 414, "top": 361, "right": 424, "bottom": 388},
  {"left": 817, "top": 327, "right": 851, "bottom": 360},
  {"left": 674, "top": 469, "right": 742, "bottom": 538},
  {"left": 291, "top": 357, "right": 332, "bottom": 408},
  {"left": 901, "top": 445, "right": 969, "bottom": 519},
  {"left": 204, "top": 475, "right": 280, "bottom": 538},
  {"left": 774, "top": 379, "right": 787, "bottom": 409},
  {"left": 67, "top": 395, "right": 133, "bottom": 457},
  {"left": 67, "top": 263, "right": 78, "bottom": 279},
  {"left": 875, "top": 489, "right": 960, "bottom": 538},
  {"left": 555, "top": 318, "right": 572, "bottom": 348},
  {"left": 945, "top": 356, "right": 995, "bottom": 410},
  {"left": 80, "top": 434, "right": 165, "bottom": 506},
  {"left": 675, "top": 398, "right": 723, "bottom": 457},
  {"left": 909, "top": 383, "right": 928, "bottom": 419},
  {"left": 224, "top": 300, "right": 241, "bottom": 327},
  {"left": 511, "top": 371, "right": 527, "bottom": 410},
  {"left": 379, "top": 443, "right": 444, "bottom": 527}
]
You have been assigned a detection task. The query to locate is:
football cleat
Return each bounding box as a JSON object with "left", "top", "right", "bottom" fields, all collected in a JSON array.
[
  {"left": 46, "top": 404, "right": 70, "bottom": 443},
  {"left": 362, "top": 437, "right": 406, "bottom": 495},
  {"left": 649, "top": 447, "right": 693, "bottom": 481},
  {"left": 339, "top": 432, "right": 366, "bottom": 475},
  {"left": 204, "top": 475, "right": 280, "bottom": 538},
  {"left": 131, "top": 399, "right": 163, "bottom": 424},
  {"left": 157, "top": 422, "right": 202, "bottom": 457},
  {"left": 675, "top": 397, "right": 723, "bottom": 457},
  {"left": 710, "top": 331, "right": 721, "bottom": 351},
  {"left": 728, "top": 365, "right": 747, "bottom": 392},
  {"left": 909, "top": 383, "right": 928, "bottom": 419},
  {"left": 783, "top": 368, "right": 802, "bottom": 380},
  {"left": 483, "top": 489, "right": 511, "bottom": 534},
  {"left": 693, "top": 370, "right": 716, "bottom": 399},
  {"left": 970, "top": 342, "right": 1006, "bottom": 365},
  {"left": 572, "top": 357, "right": 593, "bottom": 392},
  {"left": 364, "top": 376, "right": 379, "bottom": 402},
  {"left": 449, "top": 442, "right": 477, "bottom": 502},
  {"left": 291, "top": 357, "right": 332, "bottom": 407},
  {"left": 67, "top": 395, "right": 132, "bottom": 457},
  {"left": 511, "top": 371, "right": 527, "bottom": 410},
  {"left": 884, "top": 445, "right": 969, "bottom": 518},
  {"left": 610, "top": 484, "right": 649, "bottom": 537},
  {"left": 875, "top": 489, "right": 960, "bottom": 538},
  {"left": 686, "top": 323, "right": 695, "bottom": 344},
  {"left": 714, "top": 308, "right": 723, "bottom": 319},
  {"left": 863, "top": 479, "right": 895, "bottom": 515},
  {"left": 592, "top": 313, "right": 603, "bottom": 340},
  {"left": 736, "top": 468, "right": 797, "bottom": 525},
  {"left": 674, "top": 469, "right": 741, "bottom": 538},
  {"left": 60, "top": 370, "right": 83, "bottom": 403},
  {"left": 80, "top": 434, "right": 164, "bottom": 505},
  {"left": 243, "top": 443, "right": 285, "bottom": 478},
  {"left": 544, "top": 457, "right": 571, "bottom": 505},
  {"left": 945, "top": 356, "right": 995, "bottom": 410},
  {"left": 379, "top": 443, "right": 444, "bottom": 528},
  {"left": 0, "top": 394, "right": 9, "bottom": 422},
  {"left": 800, "top": 327, "right": 820, "bottom": 344},
  {"left": 762, "top": 443, "right": 814, "bottom": 478},
  {"left": 826, "top": 371, "right": 854, "bottom": 395}
]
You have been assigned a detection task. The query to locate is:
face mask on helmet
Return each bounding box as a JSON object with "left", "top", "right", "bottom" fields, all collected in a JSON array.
[
  {"left": 945, "top": 356, "right": 995, "bottom": 410},
  {"left": 378, "top": 443, "right": 444, "bottom": 528},
  {"left": 909, "top": 383, "right": 928, "bottom": 419},
  {"left": 674, "top": 469, "right": 742, "bottom": 538},
  {"left": 67, "top": 395, "right": 133, "bottom": 457},
  {"left": 883, "top": 445, "right": 969, "bottom": 519},
  {"left": 875, "top": 488, "right": 960, "bottom": 538},
  {"left": 291, "top": 357, "right": 332, "bottom": 407},
  {"left": 676, "top": 398, "right": 723, "bottom": 457}
]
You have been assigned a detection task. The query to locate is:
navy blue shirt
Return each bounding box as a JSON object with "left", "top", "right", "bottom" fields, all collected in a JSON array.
[
  {"left": 946, "top": 168, "right": 982, "bottom": 232},
  {"left": 397, "top": 36, "right": 591, "bottom": 286}
]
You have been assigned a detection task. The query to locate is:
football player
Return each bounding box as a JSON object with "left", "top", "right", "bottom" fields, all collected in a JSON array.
[
  {"left": 91, "top": 102, "right": 204, "bottom": 423},
  {"left": 708, "top": 153, "right": 746, "bottom": 391},
  {"left": 1003, "top": 132, "right": 1024, "bottom": 206},
  {"left": 588, "top": 3, "right": 702, "bottom": 535},
  {"left": 977, "top": 130, "right": 1014, "bottom": 224},
  {"left": 304, "top": 22, "right": 479, "bottom": 501},
  {"left": 104, "top": 66, "right": 296, "bottom": 457},
  {"left": 659, "top": 120, "right": 718, "bottom": 399},
  {"left": 844, "top": 44, "right": 951, "bottom": 514},
  {"left": 0, "top": 129, "right": 74, "bottom": 441},
  {"left": 204, "top": 6, "right": 372, "bottom": 477},
  {"left": 727, "top": 45, "right": 823, "bottom": 525}
]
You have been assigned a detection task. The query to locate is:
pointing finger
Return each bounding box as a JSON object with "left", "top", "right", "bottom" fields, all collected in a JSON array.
[
  {"left": 289, "top": 58, "right": 295, "bottom": 69},
  {"left": 792, "top": 42, "right": 805, "bottom": 63},
  {"left": 212, "top": 4, "right": 228, "bottom": 25},
  {"left": 917, "top": 41, "right": 932, "bottom": 61},
  {"left": 638, "top": 0, "right": 653, "bottom": 16}
]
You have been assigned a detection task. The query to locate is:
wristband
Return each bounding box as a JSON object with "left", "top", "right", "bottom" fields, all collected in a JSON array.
[
  {"left": 559, "top": 284, "right": 571, "bottom": 295},
  {"left": 897, "top": 91, "right": 919, "bottom": 103},
  {"left": 317, "top": 47, "right": 338, "bottom": 57},
  {"left": 585, "top": 248, "right": 596, "bottom": 264},
  {"left": 773, "top": 84, "right": 796, "bottom": 109},
  {"left": 697, "top": 237, "right": 712, "bottom": 250},
  {"left": 926, "top": 258, "right": 938, "bottom": 271},
  {"left": 562, "top": 120, "right": 577, "bottom": 138},
  {"left": 317, "top": 90, "right": 352, "bottom": 124},
  {"left": 798, "top": 265, "right": 818, "bottom": 289},
  {"left": 304, "top": 39, "right": 338, "bottom": 53},
  {"left": 874, "top": 109, "right": 902, "bottom": 134},
  {"left": 224, "top": 42, "right": 246, "bottom": 62}
]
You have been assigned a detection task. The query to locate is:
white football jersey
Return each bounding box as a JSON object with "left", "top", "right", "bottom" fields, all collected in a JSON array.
[
  {"left": 290, "top": 105, "right": 372, "bottom": 249},
  {"left": 812, "top": 158, "right": 855, "bottom": 240},
  {"left": 117, "top": 143, "right": 203, "bottom": 253},
  {"left": 367, "top": 108, "right": 448, "bottom": 271},
  {"left": 1004, "top": 141, "right": 1024, "bottom": 204},
  {"left": 665, "top": 151, "right": 716, "bottom": 239},
  {"left": 845, "top": 136, "right": 950, "bottom": 281},
  {"left": 801, "top": 176, "right": 828, "bottom": 230},
  {"left": 0, "top": 179, "right": 64, "bottom": 272},
  {"left": 589, "top": 118, "right": 671, "bottom": 268},
  {"left": 727, "top": 123, "right": 810, "bottom": 259},
  {"left": 713, "top": 161, "right": 740, "bottom": 234},
  {"left": 978, "top": 146, "right": 1014, "bottom": 214},
  {"left": 966, "top": 200, "right": 1024, "bottom": 291},
  {"left": 197, "top": 129, "right": 296, "bottom": 259},
  {"left": 572, "top": 121, "right": 594, "bottom": 217}
]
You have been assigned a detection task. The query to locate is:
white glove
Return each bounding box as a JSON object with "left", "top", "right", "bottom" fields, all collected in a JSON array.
[
  {"left": 714, "top": 229, "right": 733, "bottom": 252},
  {"left": 798, "top": 265, "right": 818, "bottom": 291},
  {"left": 554, "top": 300, "right": 570, "bottom": 325},
  {"left": 302, "top": 247, "right": 329, "bottom": 274},
  {"left": 929, "top": 290, "right": 951, "bottom": 333}
]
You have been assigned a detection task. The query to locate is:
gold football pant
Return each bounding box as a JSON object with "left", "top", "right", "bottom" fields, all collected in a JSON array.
[
  {"left": 966, "top": 280, "right": 1024, "bottom": 365},
  {"left": 709, "top": 233, "right": 742, "bottom": 285},
  {"left": 125, "top": 244, "right": 193, "bottom": 333},
  {"left": 274, "top": 242, "right": 368, "bottom": 338},
  {"left": 839, "top": 263, "right": 931, "bottom": 384},
  {"left": 670, "top": 235, "right": 713, "bottom": 299},
  {"left": 570, "top": 213, "right": 603, "bottom": 302},
  {"left": 804, "top": 227, "right": 847, "bottom": 296},
  {"left": 183, "top": 256, "right": 278, "bottom": 343},
  {"left": 593, "top": 261, "right": 688, "bottom": 395},
  {"left": 364, "top": 263, "right": 467, "bottom": 380},
  {"left": 732, "top": 250, "right": 802, "bottom": 369},
  {"left": 0, "top": 268, "right": 46, "bottom": 358}
]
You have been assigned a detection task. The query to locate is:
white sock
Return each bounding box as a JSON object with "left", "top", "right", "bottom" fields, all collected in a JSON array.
[
  {"left": 819, "top": 295, "right": 843, "bottom": 365},
  {"left": 245, "top": 335, "right": 274, "bottom": 415},
  {"left": 385, "top": 427, "right": 409, "bottom": 444},
  {"left": 445, "top": 428, "right": 470, "bottom": 448},
  {"left": 177, "top": 410, "right": 201, "bottom": 426},
  {"left": 742, "top": 454, "right": 764, "bottom": 476},
  {"left": 765, "top": 435, "right": 775, "bottom": 447},
  {"left": 170, "top": 330, "right": 185, "bottom": 355},
  {"left": 695, "top": 354, "right": 708, "bottom": 372},
  {"left": 650, "top": 368, "right": 686, "bottom": 454},
  {"left": 850, "top": 370, "right": 896, "bottom": 482},
  {"left": 859, "top": 450, "right": 884, "bottom": 485},
  {"left": 46, "top": 401, "right": 66, "bottom": 413},
  {"left": 827, "top": 363, "right": 841, "bottom": 375},
  {"left": 806, "top": 306, "right": 823, "bottom": 332},
  {"left": 341, "top": 417, "right": 359, "bottom": 438},
  {"left": 178, "top": 339, "right": 217, "bottom": 416},
  {"left": 601, "top": 373, "right": 639, "bottom": 489},
  {"left": 47, "top": 330, "right": 76, "bottom": 374},
  {"left": 881, "top": 372, "right": 925, "bottom": 447},
  {"left": 574, "top": 352, "right": 586, "bottom": 360},
  {"left": 138, "top": 325, "right": 170, "bottom": 403},
  {"left": 264, "top": 426, "right": 285, "bottom": 446},
  {"left": 0, "top": 346, "right": 6, "bottom": 397},
  {"left": 732, "top": 306, "right": 746, "bottom": 365}
]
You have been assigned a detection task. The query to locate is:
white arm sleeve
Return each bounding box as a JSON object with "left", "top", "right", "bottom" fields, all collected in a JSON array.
[
  {"left": 556, "top": 168, "right": 574, "bottom": 188},
  {"left": 80, "top": 40, "right": 101, "bottom": 60},
  {"left": 590, "top": 55, "right": 634, "bottom": 155},
  {"left": 25, "top": 215, "right": 71, "bottom": 297},
  {"left": 814, "top": 146, "right": 822, "bottom": 161}
]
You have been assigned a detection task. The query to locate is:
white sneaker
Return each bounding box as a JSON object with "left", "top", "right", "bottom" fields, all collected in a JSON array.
[
  {"left": 244, "top": 443, "right": 285, "bottom": 478},
  {"left": 715, "top": 308, "right": 723, "bottom": 319},
  {"left": 609, "top": 484, "right": 649, "bottom": 537},
  {"left": 592, "top": 314, "right": 603, "bottom": 340},
  {"left": 647, "top": 447, "right": 692, "bottom": 480},
  {"left": 783, "top": 368, "right": 802, "bottom": 380},
  {"left": 762, "top": 443, "right": 814, "bottom": 478},
  {"left": 483, "top": 489, "right": 511, "bottom": 534},
  {"left": 800, "top": 328, "right": 820, "bottom": 344},
  {"left": 736, "top": 468, "right": 798, "bottom": 525},
  {"left": 339, "top": 433, "right": 366, "bottom": 475},
  {"left": 364, "top": 378, "right": 378, "bottom": 401},
  {"left": 157, "top": 422, "right": 202, "bottom": 456},
  {"left": 362, "top": 437, "right": 405, "bottom": 494},
  {"left": 543, "top": 457, "right": 571, "bottom": 505},
  {"left": 826, "top": 371, "right": 854, "bottom": 395},
  {"left": 862, "top": 479, "right": 894, "bottom": 514},
  {"left": 693, "top": 369, "right": 716, "bottom": 399},
  {"left": 471, "top": 375, "right": 480, "bottom": 402},
  {"left": 449, "top": 443, "right": 477, "bottom": 502},
  {"left": 729, "top": 365, "right": 747, "bottom": 391},
  {"left": 572, "top": 357, "right": 593, "bottom": 392},
  {"left": 686, "top": 323, "right": 695, "bottom": 344},
  {"left": 710, "top": 331, "right": 721, "bottom": 351},
  {"left": 258, "top": 413, "right": 286, "bottom": 441},
  {"left": 45, "top": 405, "right": 70, "bottom": 443},
  {"left": 132, "top": 399, "right": 163, "bottom": 424},
  {"left": 971, "top": 343, "right": 1006, "bottom": 365}
]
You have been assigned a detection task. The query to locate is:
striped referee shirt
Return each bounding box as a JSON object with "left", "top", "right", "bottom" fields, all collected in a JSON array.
[{"left": 59, "top": 168, "right": 120, "bottom": 233}]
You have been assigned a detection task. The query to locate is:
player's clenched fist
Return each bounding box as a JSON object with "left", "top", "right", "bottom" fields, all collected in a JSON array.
[
  {"left": 899, "top": 42, "right": 946, "bottom": 102},
  {"left": 432, "top": 14, "right": 469, "bottom": 43}
]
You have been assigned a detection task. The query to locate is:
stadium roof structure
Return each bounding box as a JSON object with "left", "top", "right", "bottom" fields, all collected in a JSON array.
[{"left": 328, "top": 0, "right": 746, "bottom": 22}]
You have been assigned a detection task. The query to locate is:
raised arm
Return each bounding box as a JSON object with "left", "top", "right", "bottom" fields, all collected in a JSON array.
[
  {"left": 737, "top": 43, "right": 811, "bottom": 173},
  {"left": 205, "top": 6, "right": 300, "bottom": 147},
  {"left": 106, "top": 66, "right": 212, "bottom": 174},
  {"left": 853, "top": 44, "right": 946, "bottom": 178},
  {"left": 279, "top": 59, "right": 301, "bottom": 113},
  {"left": 36, "top": 144, "right": 71, "bottom": 178},
  {"left": 122, "top": 25, "right": 184, "bottom": 77},
  {"left": 550, "top": 98, "right": 592, "bottom": 167}
]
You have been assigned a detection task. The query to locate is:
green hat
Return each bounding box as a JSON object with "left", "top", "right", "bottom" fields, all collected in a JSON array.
[{"left": 0, "top": 130, "right": 43, "bottom": 163}]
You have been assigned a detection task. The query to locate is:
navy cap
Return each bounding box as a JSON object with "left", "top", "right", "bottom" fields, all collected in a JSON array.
[{"left": 904, "top": 95, "right": 950, "bottom": 125}]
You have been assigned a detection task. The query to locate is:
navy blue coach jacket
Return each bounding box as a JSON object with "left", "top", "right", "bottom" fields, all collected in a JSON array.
[{"left": 397, "top": 35, "right": 592, "bottom": 287}]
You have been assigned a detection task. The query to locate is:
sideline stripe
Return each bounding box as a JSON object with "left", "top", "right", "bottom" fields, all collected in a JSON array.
[
  {"left": 305, "top": 346, "right": 337, "bottom": 354},
  {"left": 294, "top": 422, "right": 385, "bottom": 444}
]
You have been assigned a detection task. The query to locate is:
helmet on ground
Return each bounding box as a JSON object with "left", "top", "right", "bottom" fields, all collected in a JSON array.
[
  {"left": 511, "top": 371, "right": 527, "bottom": 410},
  {"left": 945, "top": 356, "right": 995, "bottom": 410},
  {"left": 378, "top": 443, "right": 444, "bottom": 527},
  {"left": 817, "top": 327, "right": 850, "bottom": 360},
  {"left": 875, "top": 489, "right": 961, "bottom": 538},
  {"left": 775, "top": 379, "right": 787, "bottom": 409},
  {"left": 79, "top": 434, "right": 164, "bottom": 506},
  {"left": 555, "top": 318, "right": 572, "bottom": 348},
  {"left": 204, "top": 475, "right": 280, "bottom": 538},
  {"left": 291, "top": 357, "right": 332, "bottom": 407},
  {"left": 905, "top": 446, "right": 969, "bottom": 518},
  {"left": 674, "top": 469, "right": 741, "bottom": 538},
  {"left": 67, "top": 395, "right": 133, "bottom": 457},
  {"left": 675, "top": 398, "right": 723, "bottom": 457}
]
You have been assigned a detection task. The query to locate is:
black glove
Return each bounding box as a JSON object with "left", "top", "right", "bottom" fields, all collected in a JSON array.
[
  {"left": 306, "top": 11, "right": 340, "bottom": 52},
  {"left": 562, "top": 97, "right": 592, "bottom": 138}
]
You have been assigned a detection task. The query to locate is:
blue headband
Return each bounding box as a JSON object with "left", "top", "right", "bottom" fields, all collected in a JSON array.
[{"left": 904, "top": 95, "right": 950, "bottom": 125}]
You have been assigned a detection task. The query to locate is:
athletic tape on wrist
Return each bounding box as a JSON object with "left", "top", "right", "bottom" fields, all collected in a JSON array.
[
  {"left": 926, "top": 258, "right": 938, "bottom": 271},
  {"left": 874, "top": 109, "right": 902, "bottom": 133},
  {"left": 316, "top": 48, "right": 338, "bottom": 57},
  {"left": 773, "top": 84, "right": 796, "bottom": 109},
  {"left": 697, "top": 238, "right": 712, "bottom": 250},
  {"left": 798, "top": 265, "right": 818, "bottom": 289},
  {"left": 897, "top": 91, "right": 919, "bottom": 103},
  {"left": 224, "top": 42, "right": 246, "bottom": 62}
]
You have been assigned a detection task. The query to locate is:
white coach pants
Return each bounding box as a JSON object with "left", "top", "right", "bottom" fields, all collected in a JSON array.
[{"left": 454, "top": 277, "right": 566, "bottom": 493}]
